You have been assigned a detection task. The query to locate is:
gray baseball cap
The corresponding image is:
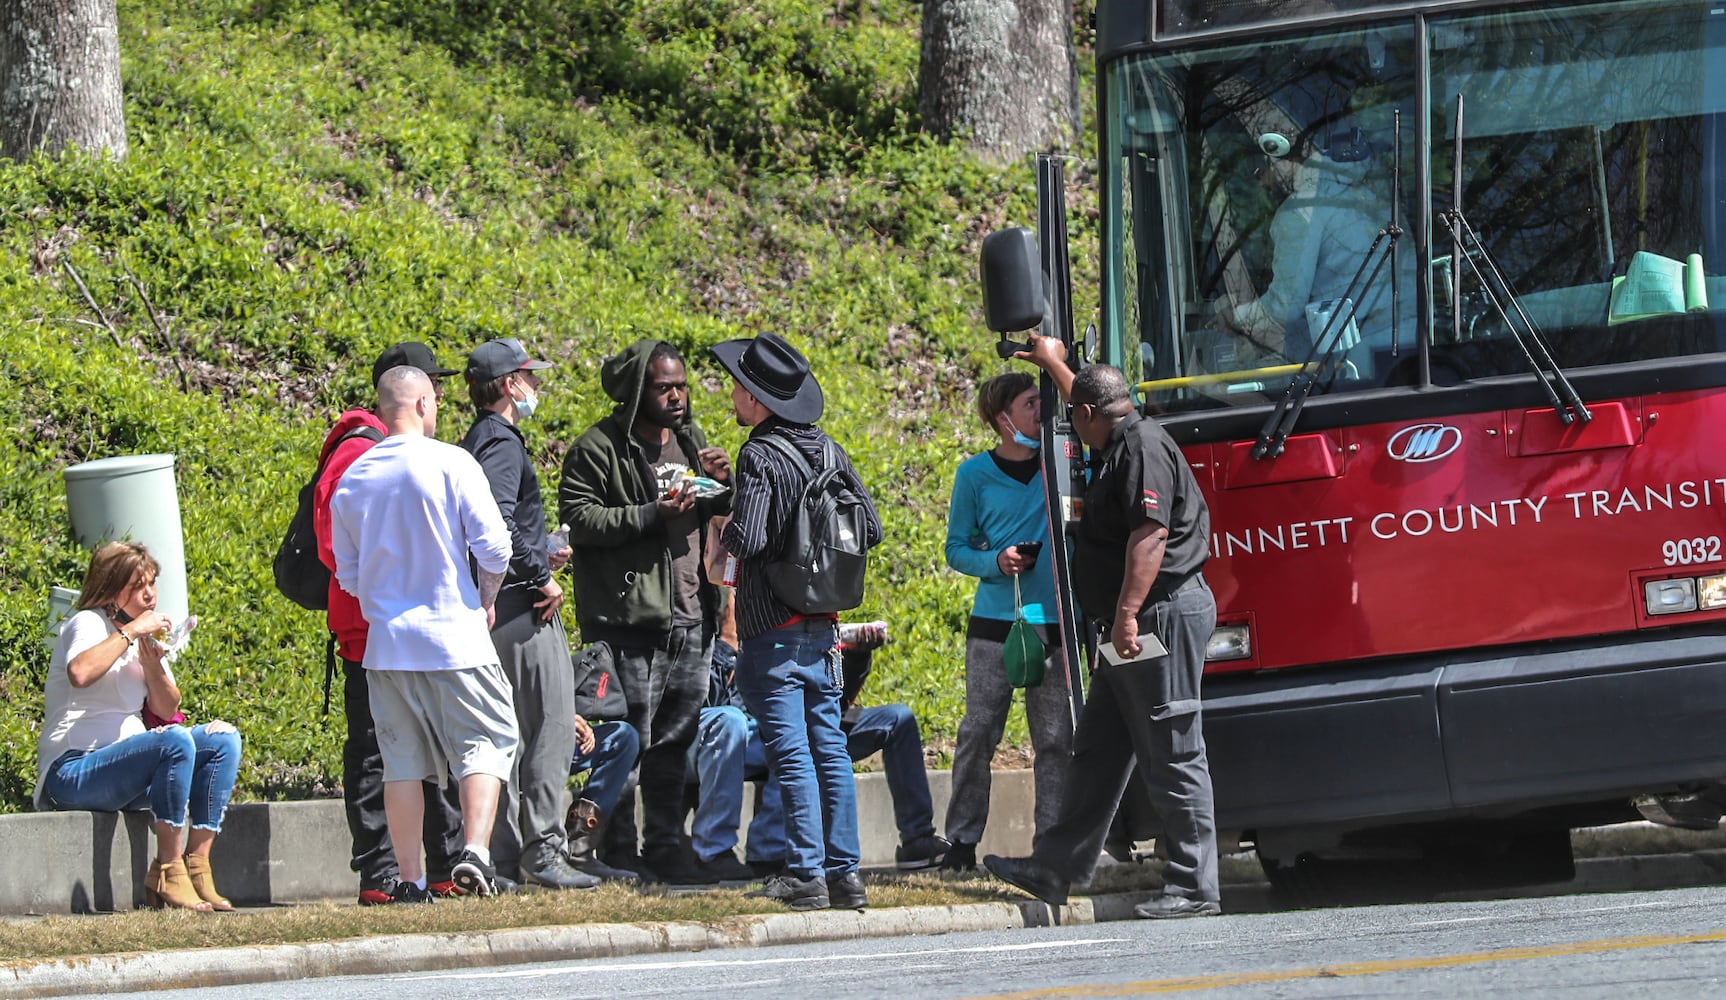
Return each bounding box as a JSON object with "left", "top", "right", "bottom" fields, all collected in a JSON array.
[{"left": 465, "top": 338, "right": 554, "bottom": 384}]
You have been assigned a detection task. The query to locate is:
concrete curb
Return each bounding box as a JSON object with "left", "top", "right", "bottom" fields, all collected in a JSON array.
[{"left": 0, "top": 891, "right": 1158, "bottom": 998}]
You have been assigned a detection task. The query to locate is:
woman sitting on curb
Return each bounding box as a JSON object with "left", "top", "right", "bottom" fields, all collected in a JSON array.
[{"left": 37, "top": 541, "right": 242, "bottom": 911}]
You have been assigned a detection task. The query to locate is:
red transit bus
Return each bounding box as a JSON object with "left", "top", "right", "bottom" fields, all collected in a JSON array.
[{"left": 985, "top": 0, "right": 1726, "bottom": 890}]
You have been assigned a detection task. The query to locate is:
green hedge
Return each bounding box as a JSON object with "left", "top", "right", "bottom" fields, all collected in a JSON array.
[{"left": 0, "top": 0, "right": 1097, "bottom": 810}]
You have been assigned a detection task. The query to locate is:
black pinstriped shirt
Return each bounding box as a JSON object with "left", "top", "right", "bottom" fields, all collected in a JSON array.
[{"left": 719, "top": 419, "right": 882, "bottom": 641}]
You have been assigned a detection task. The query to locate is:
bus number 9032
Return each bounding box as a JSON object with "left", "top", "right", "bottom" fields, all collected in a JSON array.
[{"left": 1663, "top": 537, "right": 1723, "bottom": 566}]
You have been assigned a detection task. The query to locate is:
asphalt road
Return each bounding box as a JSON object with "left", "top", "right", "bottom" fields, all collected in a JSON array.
[{"left": 106, "top": 881, "right": 1726, "bottom": 999}]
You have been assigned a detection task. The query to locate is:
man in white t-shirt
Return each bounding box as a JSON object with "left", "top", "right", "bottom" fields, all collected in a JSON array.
[{"left": 330, "top": 365, "right": 518, "bottom": 901}]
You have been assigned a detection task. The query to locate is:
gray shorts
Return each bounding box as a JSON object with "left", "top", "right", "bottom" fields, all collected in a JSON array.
[{"left": 368, "top": 663, "right": 520, "bottom": 784}]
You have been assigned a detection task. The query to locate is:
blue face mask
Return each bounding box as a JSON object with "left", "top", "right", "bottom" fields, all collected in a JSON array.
[
  {"left": 513, "top": 384, "right": 540, "bottom": 421},
  {"left": 1003, "top": 414, "right": 1040, "bottom": 450}
]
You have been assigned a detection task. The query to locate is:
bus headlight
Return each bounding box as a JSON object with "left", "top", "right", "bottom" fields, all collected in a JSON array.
[
  {"left": 1645, "top": 578, "right": 1699, "bottom": 615},
  {"left": 1698, "top": 574, "right": 1726, "bottom": 610},
  {"left": 1205, "top": 624, "right": 1251, "bottom": 661}
]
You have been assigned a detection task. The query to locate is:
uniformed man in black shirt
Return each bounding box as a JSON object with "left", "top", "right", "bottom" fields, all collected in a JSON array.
[{"left": 984, "top": 335, "right": 1222, "bottom": 919}]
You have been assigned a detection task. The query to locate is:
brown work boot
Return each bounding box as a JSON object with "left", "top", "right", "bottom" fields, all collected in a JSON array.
[{"left": 565, "top": 798, "right": 639, "bottom": 882}]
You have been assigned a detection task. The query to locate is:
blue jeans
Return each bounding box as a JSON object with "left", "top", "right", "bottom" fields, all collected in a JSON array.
[
  {"left": 687, "top": 706, "right": 779, "bottom": 863},
  {"left": 44, "top": 724, "right": 242, "bottom": 831},
  {"left": 744, "top": 704, "right": 935, "bottom": 862},
  {"left": 843, "top": 704, "right": 936, "bottom": 844},
  {"left": 570, "top": 720, "right": 639, "bottom": 817},
  {"left": 733, "top": 622, "right": 859, "bottom": 878}
]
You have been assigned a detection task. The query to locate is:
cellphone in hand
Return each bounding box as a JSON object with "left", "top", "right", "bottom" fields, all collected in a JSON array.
[{"left": 1016, "top": 541, "right": 1044, "bottom": 564}]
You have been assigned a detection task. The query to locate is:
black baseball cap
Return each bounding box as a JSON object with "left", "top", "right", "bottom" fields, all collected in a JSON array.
[
  {"left": 372, "top": 342, "right": 459, "bottom": 387},
  {"left": 466, "top": 338, "right": 555, "bottom": 383}
]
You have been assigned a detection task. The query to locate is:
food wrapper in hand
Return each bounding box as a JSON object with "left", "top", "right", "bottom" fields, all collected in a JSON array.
[
  {"left": 158, "top": 615, "right": 198, "bottom": 666},
  {"left": 665, "top": 472, "right": 729, "bottom": 499}
]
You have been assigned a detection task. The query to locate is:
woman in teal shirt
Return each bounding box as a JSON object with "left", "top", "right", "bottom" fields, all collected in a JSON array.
[{"left": 939, "top": 373, "right": 1074, "bottom": 870}]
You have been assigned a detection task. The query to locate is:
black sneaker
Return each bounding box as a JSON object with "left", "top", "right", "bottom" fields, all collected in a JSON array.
[
  {"left": 603, "top": 849, "right": 658, "bottom": 883},
  {"left": 896, "top": 834, "right": 952, "bottom": 871},
  {"left": 826, "top": 870, "right": 868, "bottom": 909},
  {"left": 574, "top": 854, "right": 642, "bottom": 883},
  {"left": 645, "top": 845, "right": 721, "bottom": 886},
  {"left": 937, "top": 841, "right": 978, "bottom": 872},
  {"left": 359, "top": 878, "right": 398, "bottom": 907},
  {"left": 695, "top": 849, "right": 757, "bottom": 883},
  {"left": 390, "top": 880, "right": 435, "bottom": 904},
  {"left": 752, "top": 871, "right": 829, "bottom": 910},
  {"left": 452, "top": 849, "right": 500, "bottom": 898}
]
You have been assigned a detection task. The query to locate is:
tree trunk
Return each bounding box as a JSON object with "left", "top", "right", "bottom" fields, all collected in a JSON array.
[
  {"left": 0, "top": 0, "right": 127, "bottom": 161},
  {"left": 918, "top": 0, "right": 1079, "bottom": 164}
]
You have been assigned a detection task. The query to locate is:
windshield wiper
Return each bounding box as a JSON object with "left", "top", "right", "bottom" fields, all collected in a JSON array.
[
  {"left": 1253, "top": 112, "right": 1405, "bottom": 460},
  {"left": 1438, "top": 95, "right": 1591, "bottom": 426}
]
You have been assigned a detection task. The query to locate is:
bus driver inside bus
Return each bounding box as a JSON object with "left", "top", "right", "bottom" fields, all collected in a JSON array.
[{"left": 1210, "top": 125, "right": 1408, "bottom": 375}]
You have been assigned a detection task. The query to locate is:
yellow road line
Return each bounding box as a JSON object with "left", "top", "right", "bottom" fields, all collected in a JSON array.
[{"left": 972, "top": 928, "right": 1726, "bottom": 997}]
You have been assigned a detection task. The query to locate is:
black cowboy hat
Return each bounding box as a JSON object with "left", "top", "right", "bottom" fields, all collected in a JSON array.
[{"left": 710, "top": 333, "right": 824, "bottom": 424}]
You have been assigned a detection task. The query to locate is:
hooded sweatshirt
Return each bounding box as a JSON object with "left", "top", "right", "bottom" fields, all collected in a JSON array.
[
  {"left": 557, "top": 340, "right": 732, "bottom": 645},
  {"left": 1233, "top": 153, "right": 1417, "bottom": 355},
  {"left": 314, "top": 408, "right": 388, "bottom": 662}
]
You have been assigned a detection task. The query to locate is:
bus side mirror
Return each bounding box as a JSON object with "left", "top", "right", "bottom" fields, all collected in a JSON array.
[{"left": 980, "top": 227, "right": 1046, "bottom": 335}]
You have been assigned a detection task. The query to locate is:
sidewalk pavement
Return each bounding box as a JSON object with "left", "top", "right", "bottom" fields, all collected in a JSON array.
[{"left": 7, "top": 821, "right": 1726, "bottom": 998}]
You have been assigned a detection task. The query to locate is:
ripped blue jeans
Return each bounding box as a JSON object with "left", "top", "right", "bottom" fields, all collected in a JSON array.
[{"left": 44, "top": 724, "right": 242, "bottom": 831}]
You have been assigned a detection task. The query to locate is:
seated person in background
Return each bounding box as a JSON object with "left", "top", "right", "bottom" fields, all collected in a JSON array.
[
  {"left": 38, "top": 541, "right": 242, "bottom": 912},
  {"left": 686, "top": 610, "right": 780, "bottom": 882},
  {"left": 828, "top": 623, "right": 950, "bottom": 871},
  {"left": 567, "top": 642, "right": 644, "bottom": 883},
  {"left": 691, "top": 606, "right": 948, "bottom": 876},
  {"left": 1213, "top": 129, "right": 1411, "bottom": 368}
]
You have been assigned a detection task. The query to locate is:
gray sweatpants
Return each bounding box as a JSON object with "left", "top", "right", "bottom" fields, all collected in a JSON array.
[
  {"left": 944, "top": 630, "right": 1074, "bottom": 852},
  {"left": 487, "top": 595, "right": 578, "bottom": 879}
]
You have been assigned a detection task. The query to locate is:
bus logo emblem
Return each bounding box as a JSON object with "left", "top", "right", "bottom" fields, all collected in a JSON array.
[{"left": 1387, "top": 424, "right": 1462, "bottom": 463}]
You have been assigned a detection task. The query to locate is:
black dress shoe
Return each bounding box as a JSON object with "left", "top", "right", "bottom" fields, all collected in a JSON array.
[
  {"left": 826, "top": 870, "right": 868, "bottom": 909},
  {"left": 1133, "top": 894, "right": 1221, "bottom": 919},
  {"left": 983, "top": 854, "right": 1069, "bottom": 906}
]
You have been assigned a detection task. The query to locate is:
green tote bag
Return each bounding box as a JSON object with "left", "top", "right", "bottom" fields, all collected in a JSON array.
[{"left": 1002, "top": 573, "right": 1046, "bottom": 688}]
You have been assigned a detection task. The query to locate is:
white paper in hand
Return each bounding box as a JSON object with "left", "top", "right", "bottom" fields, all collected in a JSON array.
[{"left": 1097, "top": 632, "right": 1169, "bottom": 667}]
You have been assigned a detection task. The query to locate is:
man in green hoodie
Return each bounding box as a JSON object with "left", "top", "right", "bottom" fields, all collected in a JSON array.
[{"left": 558, "top": 340, "right": 733, "bottom": 884}]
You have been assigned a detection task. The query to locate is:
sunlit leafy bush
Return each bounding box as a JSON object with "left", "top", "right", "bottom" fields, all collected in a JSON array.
[{"left": 0, "top": 0, "right": 1097, "bottom": 809}]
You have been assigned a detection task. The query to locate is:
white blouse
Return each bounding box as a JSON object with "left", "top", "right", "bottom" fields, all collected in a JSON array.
[{"left": 34, "top": 609, "right": 176, "bottom": 809}]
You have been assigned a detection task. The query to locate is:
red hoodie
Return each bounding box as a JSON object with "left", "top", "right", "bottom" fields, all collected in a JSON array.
[{"left": 314, "top": 408, "right": 388, "bottom": 662}]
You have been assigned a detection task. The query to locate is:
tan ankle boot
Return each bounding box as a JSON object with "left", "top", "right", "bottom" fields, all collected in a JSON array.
[
  {"left": 145, "top": 858, "right": 213, "bottom": 911},
  {"left": 182, "top": 854, "right": 233, "bottom": 911}
]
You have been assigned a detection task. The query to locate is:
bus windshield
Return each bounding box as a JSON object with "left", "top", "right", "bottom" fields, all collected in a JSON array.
[{"left": 1106, "top": 0, "right": 1726, "bottom": 414}]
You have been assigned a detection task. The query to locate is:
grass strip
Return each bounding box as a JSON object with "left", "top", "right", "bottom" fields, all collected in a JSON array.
[{"left": 0, "top": 866, "right": 1167, "bottom": 963}]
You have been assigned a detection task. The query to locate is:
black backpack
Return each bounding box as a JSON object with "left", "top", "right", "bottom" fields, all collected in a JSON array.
[
  {"left": 572, "top": 641, "right": 629, "bottom": 722},
  {"left": 273, "top": 426, "right": 383, "bottom": 612},
  {"left": 758, "top": 434, "right": 871, "bottom": 614}
]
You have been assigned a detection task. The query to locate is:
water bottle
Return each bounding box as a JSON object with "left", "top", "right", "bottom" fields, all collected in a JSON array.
[
  {"left": 546, "top": 522, "right": 570, "bottom": 554},
  {"left": 838, "top": 621, "right": 889, "bottom": 648}
]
